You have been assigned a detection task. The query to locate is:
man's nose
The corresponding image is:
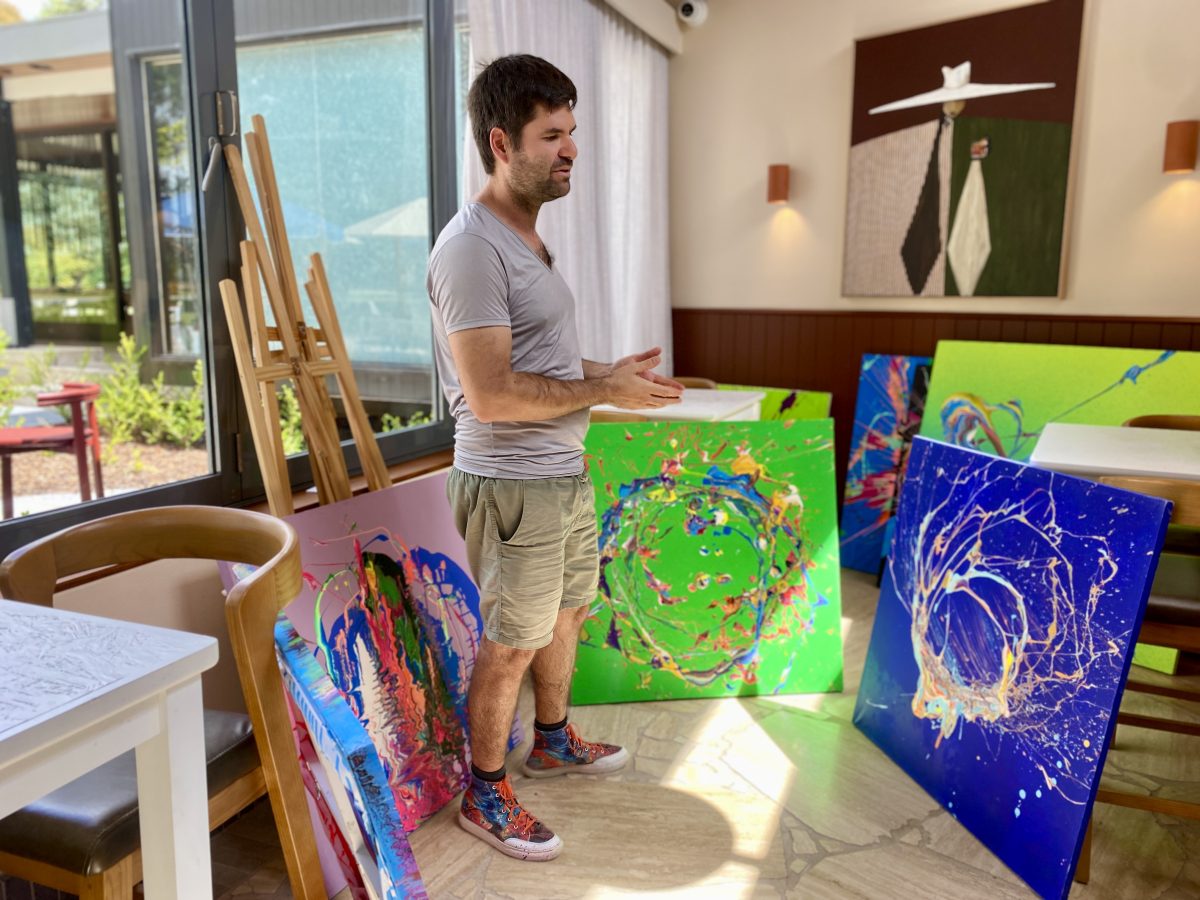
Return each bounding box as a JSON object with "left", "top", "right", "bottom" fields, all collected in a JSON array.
[{"left": 561, "top": 136, "right": 578, "bottom": 160}]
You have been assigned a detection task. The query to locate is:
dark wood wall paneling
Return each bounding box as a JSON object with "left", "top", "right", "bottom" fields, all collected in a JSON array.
[{"left": 672, "top": 309, "right": 1200, "bottom": 496}]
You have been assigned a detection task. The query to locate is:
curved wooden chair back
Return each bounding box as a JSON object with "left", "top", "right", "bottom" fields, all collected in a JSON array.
[
  {"left": 0, "top": 505, "right": 325, "bottom": 900},
  {"left": 1123, "top": 415, "right": 1200, "bottom": 431},
  {"left": 1098, "top": 475, "right": 1200, "bottom": 529}
]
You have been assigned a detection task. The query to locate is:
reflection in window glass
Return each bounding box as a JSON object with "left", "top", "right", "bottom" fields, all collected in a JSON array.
[
  {"left": 236, "top": 27, "right": 435, "bottom": 435},
  {"left": 144, "top": 58, "right": 202, "bottom": 357}
]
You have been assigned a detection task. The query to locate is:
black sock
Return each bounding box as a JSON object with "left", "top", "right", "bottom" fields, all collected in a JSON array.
[
  {"left": 471, "top": 763, "right": 505, "bottom": 782},
  {"left": 535, "top": 716, "right": 568, "bottom": 733}
]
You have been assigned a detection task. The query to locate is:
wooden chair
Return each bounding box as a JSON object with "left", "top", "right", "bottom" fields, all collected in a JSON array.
[
  {"left": 1123, "top": 414, "right": 1200, "bottom": 431},
  {"left": 675, "top": 376, "right": 718, "bottom": 389},
  {"left": 0, "top": 506, "right": 324, "bottom": 899},
  {"left": 590, "top": 409, "right": 650, "bottom": 423},
  {"left": 0, "top": 382, "right": 104, "bottom": 519},
  {"left": 1074, "top": 475, "right": 1200, "bottom": 882}
]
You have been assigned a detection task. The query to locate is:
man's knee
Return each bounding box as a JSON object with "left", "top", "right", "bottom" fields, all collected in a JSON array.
[
  {"left": 479, "top": 637, "right": 537, "bottom": 670},
  {"left": 559, "top": 604, "right": 590, "bottom": 628}
]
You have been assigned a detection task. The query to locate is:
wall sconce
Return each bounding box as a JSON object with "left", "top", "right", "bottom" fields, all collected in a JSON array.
[
  {"left": 767, "top": 164, "right": 790, "bottom": 204},
  {"left": 1163, "top": 120, "right": 1198, "bottom": 174}
]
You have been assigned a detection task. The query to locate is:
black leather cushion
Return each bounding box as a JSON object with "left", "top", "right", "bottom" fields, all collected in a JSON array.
[{"left": 0, "top": 710, "right": 258, "bottom": 875}]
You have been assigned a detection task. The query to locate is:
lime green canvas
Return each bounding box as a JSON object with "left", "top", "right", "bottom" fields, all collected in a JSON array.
[
  {"left": 920, "top": 341, "right": 1198, "bottom": 460},
  {"left": 719, "top": 384, "right": 832, "bottom": 420},
  {"left": 572, "top": 420, "right": 843, "bottom": 704},
  {"left": 1131, "top": 643, "right": 1180, "bottom": 675}
]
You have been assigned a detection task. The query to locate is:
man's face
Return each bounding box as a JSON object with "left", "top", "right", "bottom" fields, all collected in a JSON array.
[{"left": 504, "top": 104, "right": 577, "bottom": 204}]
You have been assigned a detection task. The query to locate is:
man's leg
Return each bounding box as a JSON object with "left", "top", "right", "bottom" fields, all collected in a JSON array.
[
  {"left": 529, "top": 605, "right": 589, "bottom": 726},
  {"left": 468, "top": 638, "right": 535, "bottom": 770},
  {"left": 521, "top": 477, "right": 630, "bottom": 783}
]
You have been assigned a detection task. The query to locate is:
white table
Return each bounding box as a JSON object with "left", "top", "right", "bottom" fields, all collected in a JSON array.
[
  {"left": 592, "top": 388, "right": 765, "bottom": 422},
  {"left": 0, "top": 600, "right": 218, "bottom": 898},
  {"left": 1029, "top": 423, "right": 1200, "bottom": 482}
]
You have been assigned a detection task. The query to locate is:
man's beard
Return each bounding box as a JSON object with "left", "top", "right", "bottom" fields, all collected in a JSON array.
[{"left": 509, "top": 152, "right": 570, "bottom": 207}]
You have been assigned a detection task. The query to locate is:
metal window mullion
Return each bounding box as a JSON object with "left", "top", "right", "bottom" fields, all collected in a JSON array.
[
  {"left": 183, "top": 0, "right": 245, "bottom": 504},
  {"left": 426, "top": 0, "right": 456, "bottom": 430}
]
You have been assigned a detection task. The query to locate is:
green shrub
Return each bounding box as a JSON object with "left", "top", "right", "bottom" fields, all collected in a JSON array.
[
  {"left": 97, "top": 333, "right": 206, "bottom": 448},
  {"left": 0, "top": 330, "right": 17, "bottom": 424},
  {"left": 380, "top": 409, "right": 431, "bottom": 433},
  {"left": 278, "top": 382, "right": 306, "bottom": 455}
]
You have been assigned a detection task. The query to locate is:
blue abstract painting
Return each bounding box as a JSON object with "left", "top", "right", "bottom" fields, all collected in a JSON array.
[
  {"left": 853, "top": 437, "right": 1171, "bottom": 900},
  {"left": 276, "top": 618, "right": 428, "bottom": 899},
  {"left": 840, "top": 353, "right": 932, "bottom": 572}
]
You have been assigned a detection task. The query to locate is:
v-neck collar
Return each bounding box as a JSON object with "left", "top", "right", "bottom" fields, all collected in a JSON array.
[{"left": 470, "top": 201, "right": 554, "bottom": 272}]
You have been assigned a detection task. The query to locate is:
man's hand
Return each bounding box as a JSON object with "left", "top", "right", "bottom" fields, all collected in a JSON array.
[
  {"left": 604, "top": 353, "right": 684, "bottom": 410},
  {"left": 610, "top": 346, "right": 687, "bottom": 392}
]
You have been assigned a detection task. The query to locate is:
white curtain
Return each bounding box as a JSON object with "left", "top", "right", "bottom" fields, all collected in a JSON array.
[{"left": 465, "top": 0, "right": 673, "bottom": 373}]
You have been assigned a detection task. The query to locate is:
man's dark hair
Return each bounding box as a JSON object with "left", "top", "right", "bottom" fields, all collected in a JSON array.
[{"left": 468, "top": 54, "right": 577, "bottom": 175}]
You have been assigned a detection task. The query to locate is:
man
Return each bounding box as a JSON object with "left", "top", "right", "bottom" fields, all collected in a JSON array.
[{"left": 427, "top": 54, "right": 683, "bottom": 861}]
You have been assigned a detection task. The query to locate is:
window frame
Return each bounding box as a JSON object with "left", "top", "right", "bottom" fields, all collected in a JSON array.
[{"left": 0, "top": 0, "right": 459, "bottom": 558}]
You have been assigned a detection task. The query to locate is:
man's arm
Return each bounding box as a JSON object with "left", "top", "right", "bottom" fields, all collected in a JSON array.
[
  {"left": 582, "top": 358, "right": 611, "bottom": 379},
  {"left": 450, "top": 327, "right": 681, "bottom": 423}
]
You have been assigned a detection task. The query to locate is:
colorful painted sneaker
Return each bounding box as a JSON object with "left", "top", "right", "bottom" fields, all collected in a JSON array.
[
  {"left": 457, "top": 774, "right": 563, "bottom": 861},
  {"left": 522, "top": 723, "right": 629, "bottom": 778}
]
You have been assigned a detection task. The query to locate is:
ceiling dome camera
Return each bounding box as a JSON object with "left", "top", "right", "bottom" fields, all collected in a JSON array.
[{"left": 677, "top": 0, "right": 708, "bottom": 27}]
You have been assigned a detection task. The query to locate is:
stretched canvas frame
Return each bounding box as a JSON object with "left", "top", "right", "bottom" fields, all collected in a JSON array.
[
  {"left": 853, "top": 437, "right": 1171, "bottom": 899},
  {"left": 573, "top": 420, "right": 843, "bottom": 704}
]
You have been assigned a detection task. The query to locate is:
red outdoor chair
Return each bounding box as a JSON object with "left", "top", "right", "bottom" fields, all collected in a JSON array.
[{"left": 0, "top": 382, "right": 104, "bottom": 519}]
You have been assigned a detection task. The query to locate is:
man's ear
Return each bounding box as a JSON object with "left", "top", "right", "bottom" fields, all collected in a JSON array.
[{"left": 489, "top": 126, "right": 511, "bottom": 166}]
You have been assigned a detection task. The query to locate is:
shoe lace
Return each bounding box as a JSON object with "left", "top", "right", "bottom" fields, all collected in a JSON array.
[
  {"left": 565, "top": 724, "right": 602, "bottom": 757},
  {"left": 496, "top": 777, "right": 539, "bottom": 836}
]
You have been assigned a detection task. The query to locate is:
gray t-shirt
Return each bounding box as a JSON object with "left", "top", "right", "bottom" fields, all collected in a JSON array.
[{"left": 427, "top": 202, "right": 588, "bottom": 479}]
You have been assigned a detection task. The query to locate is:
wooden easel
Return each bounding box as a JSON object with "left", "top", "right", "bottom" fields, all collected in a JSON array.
[{"left": 218, "top": 115, "right": 391, "bottom": 516}]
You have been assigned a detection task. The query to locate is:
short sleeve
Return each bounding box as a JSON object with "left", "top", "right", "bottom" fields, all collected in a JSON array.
[{"left": 428, "top": 233, "right": 511, "bottom": 334}]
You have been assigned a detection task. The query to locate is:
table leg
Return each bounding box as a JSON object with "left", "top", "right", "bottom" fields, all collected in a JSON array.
[{"left": 135, "top": 678, "right": 213, "bottom": 899}]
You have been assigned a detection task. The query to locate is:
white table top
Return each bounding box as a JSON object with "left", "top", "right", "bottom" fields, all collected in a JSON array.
[
  {"left": 1029, "top": 423, "right": 1200, "bottom": 482},
  {"left": 592, "top": 388, "right": 764, "bottom": 422},
  {"left": 0, "top": 599, "right": 217, "bottom": 766}
]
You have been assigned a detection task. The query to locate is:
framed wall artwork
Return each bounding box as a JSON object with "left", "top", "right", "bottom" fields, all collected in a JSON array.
[{"left": 843, "top": 0, "right": 1085, "bottom": 297}]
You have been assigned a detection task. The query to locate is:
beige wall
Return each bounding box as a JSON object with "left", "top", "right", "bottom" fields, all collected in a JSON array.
[{"left": 669, "top": 0, "right": 1200, "bottom": 316}]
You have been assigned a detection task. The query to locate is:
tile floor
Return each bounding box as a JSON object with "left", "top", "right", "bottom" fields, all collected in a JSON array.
[{"left": 10, "top": 568, "right": 1197, "bottom": 899}]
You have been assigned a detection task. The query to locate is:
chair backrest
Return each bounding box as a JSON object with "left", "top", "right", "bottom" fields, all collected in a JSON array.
[
  {"left": 37, "top": 382, "right": 100, "bottom": 414},
  {"left": 0, "top": 505, "right": 326, "bottom": 900},
  {"left": 1098, "top": 475, "right": 1200, "bottom": 528},
  {"left": 590, "top": 409, "right": 650, "bottom": 423},
  {"left": 275, "top": 617, "right": 428, "bottom": 899},
  {"left": 675, "top": 376, "right": 718, "bottom": 390},
  {"left": 1123, "top": 415, "right": 1200, "bottom": 431}
]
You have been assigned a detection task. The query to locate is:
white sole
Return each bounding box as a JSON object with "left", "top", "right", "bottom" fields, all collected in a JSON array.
[
  {"left": 457, "top": 811, "right": 563, "bottom": 861},
  {"left": 522, "top": 746, "right": 630, "bottom": 779}
]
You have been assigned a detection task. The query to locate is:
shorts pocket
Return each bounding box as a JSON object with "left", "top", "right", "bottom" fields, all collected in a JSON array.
[{"left": 488, "top": 479, "right": 551, "bottom": 546}]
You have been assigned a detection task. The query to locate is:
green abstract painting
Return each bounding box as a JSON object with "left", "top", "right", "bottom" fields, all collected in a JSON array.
[
  {"left": 572, "top": 420, "right": 843, "bottom": 705},
  {"left": 719, "top": 384, "right": 832, "bottom": 420},
  {"left": 921, "top": 341, "right": 1199, "bottom": 460}
]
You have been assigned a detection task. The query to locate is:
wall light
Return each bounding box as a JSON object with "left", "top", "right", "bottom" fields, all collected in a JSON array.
[
  {"left": 1163, "top": 120, "right": 1198, "bottom": 174},
  {"left": 767, "top": 164, "right": 790, "bottom": 204}
]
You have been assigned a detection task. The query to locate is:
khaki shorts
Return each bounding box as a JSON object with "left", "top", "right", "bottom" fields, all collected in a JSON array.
[{"left": 447, "top": 467, "right": 599, "bottom": 650}]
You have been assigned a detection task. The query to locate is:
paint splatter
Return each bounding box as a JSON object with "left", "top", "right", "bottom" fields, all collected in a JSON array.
[{"left": 579, "top": 421, "right": 842, "bottom": 702}]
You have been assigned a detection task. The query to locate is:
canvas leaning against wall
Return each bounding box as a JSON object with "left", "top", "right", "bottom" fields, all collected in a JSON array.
[
  {"left": 853, "top": 437, "right": 1171, "bottom": 900},
  {"left": 218, "top": 471, "right": 517, "bottom": 832},
  {"left": 573, "top": 420, "right": 843, "bottom": 705},
  {"left": 840, "top": 353, "right": 931, "bottom": 573},
  {"left": 718, "top": 383, "right": 833, "bottom": 420},
  {"left": 843, "top": 0, "right": 1084, "bottom": 297},
  {"left": 920, "top": 341, "right": 1199, "bottom": 459}
]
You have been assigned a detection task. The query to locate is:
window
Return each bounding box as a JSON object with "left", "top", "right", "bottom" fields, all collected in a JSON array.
[{"left": 0, "top": 0, "right": 463, "bottom": 556}]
